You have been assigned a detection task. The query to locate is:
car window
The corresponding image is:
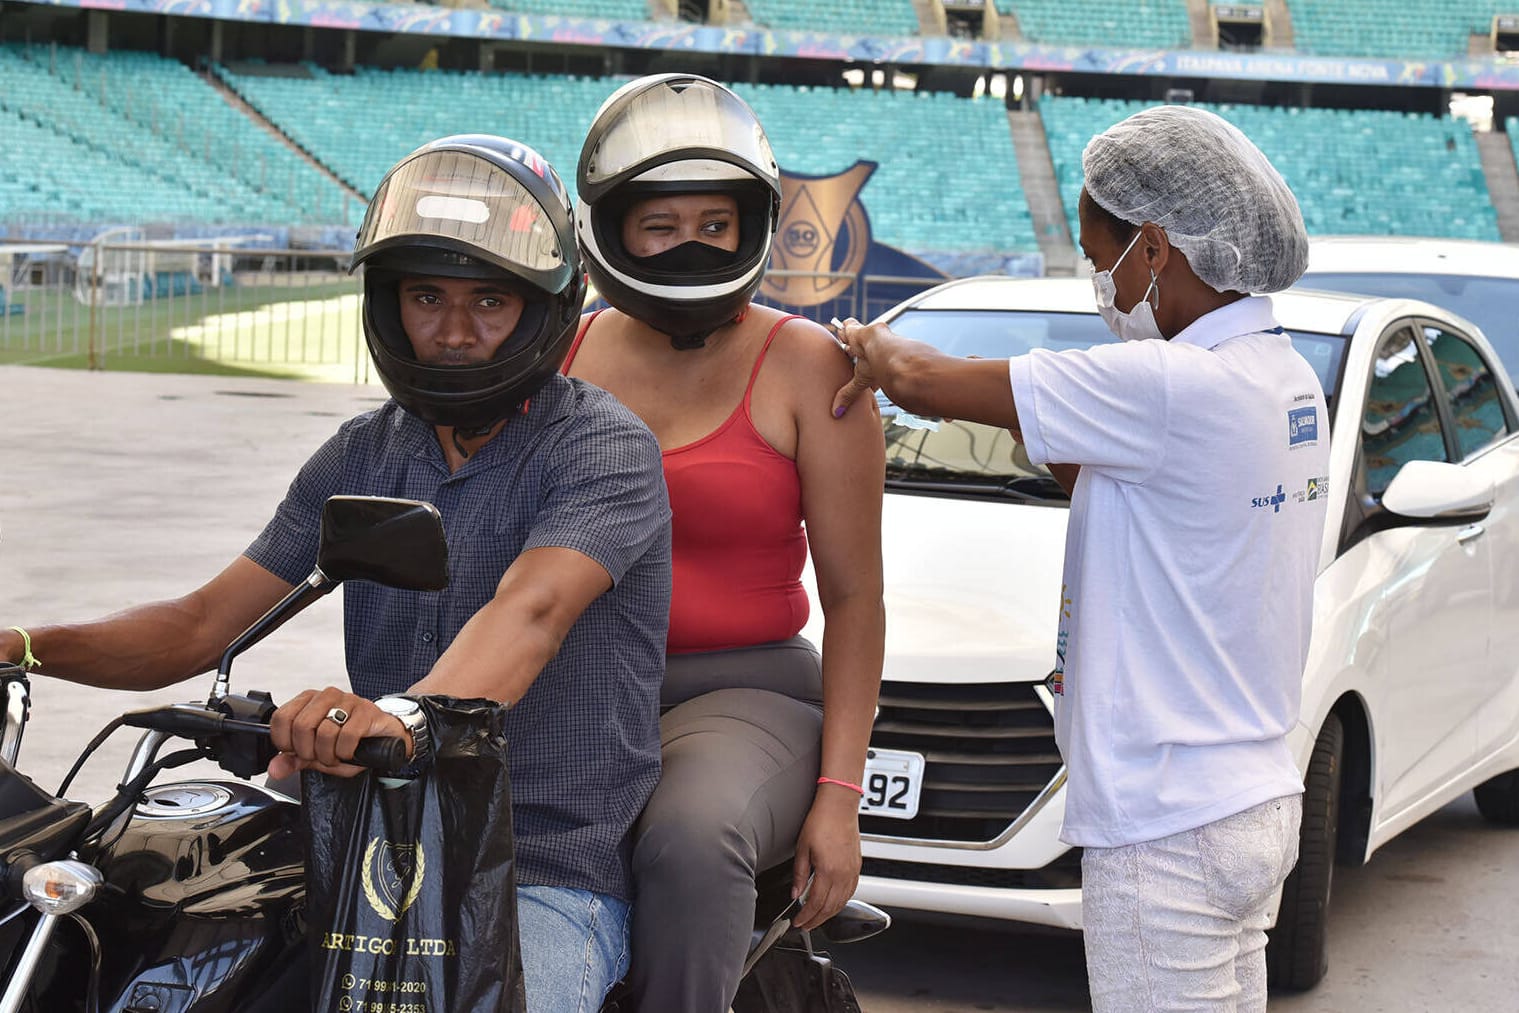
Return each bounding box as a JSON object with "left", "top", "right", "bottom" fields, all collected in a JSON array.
[
  {"left": 1302, "top": 271, "right": 1519, "bottom": 383},
  {"left": 1422, "top": 323, "right": 1510, "bottom": 460},
  {"left": 887, "top": 308, "right": 1112, "bottom": 358},
  {"left": 880, "top": 309, "right": 1112, "bottom": 504},
  {"left": 880, "top": 307, "right": 1345, "bottom": 505},
  {"left": 1361, "top": 327, "right": 1450, "bottom": 498}
]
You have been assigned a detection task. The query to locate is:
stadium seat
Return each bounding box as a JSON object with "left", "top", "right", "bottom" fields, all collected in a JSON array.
[
  {"left": 1286, "top": 0, "right": 1511, "bottom": 60},
  {"left": 216, "top": 65, "right": 1036, "bottom": 255},
  {"left": 0, "top": 44, "right": 358, "bottom": 230},
  {"left": 997, "top": 0, "right": 1191, "bottom": 48},
  {"left": 741, "top": 0, "right": 920, "bottom": 36},
  {"left": 1040, "top": 95, "right": 1500, "bottom": 243}
]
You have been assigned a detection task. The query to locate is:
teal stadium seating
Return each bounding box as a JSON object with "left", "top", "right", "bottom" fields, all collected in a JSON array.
[
  {"left": 997, "top": 0, "right": 1192, "bottom": 48},
  {"left": 1286, "top": 0, "right": 1511, "bottom": 60},
  {"left": 216, "top": 65, "right": 1035, "bottom": 254},
  {"left": 1509, "top": 117, "right": 1519, "bottom": 182},
  {"left": 213, "top": 64, "right": 605, "bottom": 213},
  {"left": 483, "top": 0, "right": 649, "bottom": 20},
  {"left": 1040, "top": 95, "right": 1500, "bottom": 243},
  {"left": 742, "top": 0, "right": 920, "bottom": 36},
  {"left": 733, "top": 83, "right": 1034, "bottom": 253},
  {"left": 0, "top": 45, "right": 357, "bottom": 229}
]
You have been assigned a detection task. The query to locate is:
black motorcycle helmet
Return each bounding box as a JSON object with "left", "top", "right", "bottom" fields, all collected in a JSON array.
[
  {"left": 576, "top": 74, "right": 781, "bottom": 349},
  {"left": 352, "top": 134, "right": 585, "bottom": 430}
]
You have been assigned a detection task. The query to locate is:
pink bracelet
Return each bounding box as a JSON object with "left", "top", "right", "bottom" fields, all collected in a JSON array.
[{"left": 817, "top": 776, "right": 864, "bottom": 796}]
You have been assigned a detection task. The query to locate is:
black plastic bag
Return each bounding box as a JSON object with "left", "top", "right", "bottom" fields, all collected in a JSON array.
[
  {"left": 732, "top": 945, "right": 864, "bottom": 1013},
  {"left": 303, "top": 695, "right": 525, "bottom": 1013}
]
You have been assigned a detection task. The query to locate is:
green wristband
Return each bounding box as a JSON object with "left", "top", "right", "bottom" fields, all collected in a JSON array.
[{"left": 7, "top": 627, "right": 40, "bottom": 672}]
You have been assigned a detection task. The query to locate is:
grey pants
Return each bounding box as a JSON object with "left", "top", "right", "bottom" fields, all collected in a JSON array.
[{"left": 627, "top": 636, "right": 825, "bottom": 1013}]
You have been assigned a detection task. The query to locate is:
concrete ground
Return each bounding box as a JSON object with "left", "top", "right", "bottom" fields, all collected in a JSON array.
[
  {"left": 0, "top": 364, "right": 379, "bottom": 800},
  {"left": 2, "top": 364, "right": 1517, "bottom": 1011}
]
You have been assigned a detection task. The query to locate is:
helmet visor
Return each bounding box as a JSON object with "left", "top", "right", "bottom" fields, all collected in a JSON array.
[
  {"left": 357, "top": 148, "right": 569, "bottom": 289},
  {"left": 580, "top": 77, "right": 777, "bottom": 199}
]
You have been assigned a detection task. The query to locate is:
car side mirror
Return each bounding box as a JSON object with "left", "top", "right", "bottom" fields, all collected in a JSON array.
[
  {"left": 318, "top": 496, "right": 448, "bottom": 591},
  {"left": 1381, "top": 460, "right": 1494, "bottom": 522}
]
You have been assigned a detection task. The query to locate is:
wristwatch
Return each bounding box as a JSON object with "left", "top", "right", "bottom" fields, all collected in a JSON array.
[{"left": 374, "top": 695, "right": 431, "bottom": 768}]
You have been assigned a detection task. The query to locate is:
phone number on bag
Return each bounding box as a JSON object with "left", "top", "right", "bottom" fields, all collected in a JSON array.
[{"left": 340, "top": 975, "right": 428, "bottom": 994}]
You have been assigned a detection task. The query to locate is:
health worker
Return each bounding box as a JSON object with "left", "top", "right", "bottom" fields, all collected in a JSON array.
[{"left": 833, "top": 104, "right": 1332, "bottom": 1013}]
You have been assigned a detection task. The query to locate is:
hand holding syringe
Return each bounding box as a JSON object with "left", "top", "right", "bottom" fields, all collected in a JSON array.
[{"left": 828, "top": 316, "right": 941, "bottom": 431}]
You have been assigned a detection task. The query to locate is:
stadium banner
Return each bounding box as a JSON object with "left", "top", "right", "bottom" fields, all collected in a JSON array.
[
  {"left": 760, "top": 161, "right": 950, "bottom": 325},
  {"left": 24, "top": 0, "right": 1519, "bottom": 92}
]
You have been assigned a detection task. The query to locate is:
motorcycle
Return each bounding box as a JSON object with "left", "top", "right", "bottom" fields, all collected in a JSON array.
[{"left": 0, "top": 495, "right": 886, "bottom": 1012}]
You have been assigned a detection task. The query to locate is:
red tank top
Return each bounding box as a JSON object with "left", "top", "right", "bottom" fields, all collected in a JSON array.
[{"left": 566, "top": 312, "right": 809, "bottom": 653}]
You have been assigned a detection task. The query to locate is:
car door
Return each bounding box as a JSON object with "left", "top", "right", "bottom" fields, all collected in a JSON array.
[
  {"left": 1340, "top": 323, "right": 1490, "bottom": 825},
  {"left": 1417, "top": 319, "right": 1519, "bottom": 761}
]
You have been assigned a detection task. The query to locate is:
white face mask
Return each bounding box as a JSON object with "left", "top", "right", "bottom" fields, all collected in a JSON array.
[{"left": 1091, "top": 231, "right": 1162, "bottom": 342}]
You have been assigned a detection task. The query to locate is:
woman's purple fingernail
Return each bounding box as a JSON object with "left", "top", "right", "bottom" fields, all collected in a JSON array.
[{"left": 833, "top": 406, "right": 845, "bottom": 418}]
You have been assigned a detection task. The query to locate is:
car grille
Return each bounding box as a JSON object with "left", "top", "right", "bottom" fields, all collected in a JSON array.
[
  {"left": 861, "top": 849, "right": 1082, "bottom": 890},
  {"left": 861, "top": 681, "right": 1060, "bottom": 844}
]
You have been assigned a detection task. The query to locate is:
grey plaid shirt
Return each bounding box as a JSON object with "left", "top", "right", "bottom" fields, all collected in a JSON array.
[{"left": 245, "top": 374, "right": 671, "bottom": 899}]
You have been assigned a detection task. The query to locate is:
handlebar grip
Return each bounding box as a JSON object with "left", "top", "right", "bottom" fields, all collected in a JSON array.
[{"left": 352, "top": 736, "right": 409, "bottom": 773}]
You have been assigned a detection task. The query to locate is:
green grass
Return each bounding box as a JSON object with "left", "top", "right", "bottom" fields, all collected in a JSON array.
[{"left": 0, "top": 279, "right": 373, "bottom": 384}]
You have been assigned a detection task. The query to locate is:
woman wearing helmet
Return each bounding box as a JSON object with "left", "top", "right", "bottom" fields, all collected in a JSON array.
[{"left": 565, "top": 74, "right": 885, "bottom": 1010}]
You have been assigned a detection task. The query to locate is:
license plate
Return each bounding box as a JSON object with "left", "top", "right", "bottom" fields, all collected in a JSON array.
[{"left": 859, "top": 748, "right": 925, "bottom": 820}]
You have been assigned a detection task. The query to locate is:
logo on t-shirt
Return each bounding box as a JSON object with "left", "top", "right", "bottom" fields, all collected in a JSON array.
[
  {"left": 1288, "top": 407, "right": 1318, "bottom": 447},
  {"left": 1289, "top": 476, "right": 1329, "bottom": 505},
  {"left": 1049, "top": 585, "right": 1071, "bottom": 696},
  {"left": 1251, "top": 484, "right": 1287, "bottom": 513}
]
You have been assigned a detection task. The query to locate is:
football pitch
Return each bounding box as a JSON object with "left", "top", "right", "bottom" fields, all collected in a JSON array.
[{"left": 0, "top": 280, "right": 371, "bottom": 384}]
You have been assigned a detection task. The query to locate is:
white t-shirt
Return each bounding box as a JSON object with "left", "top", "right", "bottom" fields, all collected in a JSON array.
[{"left": 1008, "top": 296, "right": 1330, "bottom": 848}]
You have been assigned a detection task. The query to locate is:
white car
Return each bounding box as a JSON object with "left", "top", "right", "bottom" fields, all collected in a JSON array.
[
  {"left": 825, "top": 276, "right": 1519, "bottom": 991},
  {"left": 1302, "top": 236, "right": 1519, "bottom": 387}
]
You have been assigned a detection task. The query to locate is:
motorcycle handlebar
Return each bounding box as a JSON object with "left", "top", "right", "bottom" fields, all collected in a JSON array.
[
  {"left": 121, "top": 704, "right": 417, "bottom": 776},
  {"left": 351, "top": 736, "right": 409, "bottom": 772}
]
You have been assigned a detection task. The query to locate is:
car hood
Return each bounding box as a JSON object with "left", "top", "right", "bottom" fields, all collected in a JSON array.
[{"left": 804, "top": 491, "right": 1069, "bottom": 686}]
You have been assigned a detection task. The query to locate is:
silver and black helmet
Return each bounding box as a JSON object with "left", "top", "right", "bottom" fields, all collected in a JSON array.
[
  {"left": 353, "top": 134, "right": 585, "bottom": 429},
  {"left": 576, "top": 74, "right": 781, "bottom": 348}
]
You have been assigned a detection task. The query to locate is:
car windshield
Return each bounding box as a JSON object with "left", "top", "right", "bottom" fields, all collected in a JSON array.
[
  {"left": 880, "top": 306, "right": 1346, "bottom": 505},
  {"left": 1302, "top": 271, "right": 1519, "bottom": 380}
]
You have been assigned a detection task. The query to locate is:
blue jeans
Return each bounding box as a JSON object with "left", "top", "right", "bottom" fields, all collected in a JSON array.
[{"left": 518, "top": 886, "right": 631, "bottom": 1013}]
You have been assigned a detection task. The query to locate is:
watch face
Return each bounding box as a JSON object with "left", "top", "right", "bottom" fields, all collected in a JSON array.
[{"left": 375, "top": 695, "right": 421, "bottom": 718}]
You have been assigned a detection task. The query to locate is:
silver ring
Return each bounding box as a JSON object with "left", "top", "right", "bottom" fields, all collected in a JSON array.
[{"left": 325, "top": 706, "right": 349, "bottom": 727}]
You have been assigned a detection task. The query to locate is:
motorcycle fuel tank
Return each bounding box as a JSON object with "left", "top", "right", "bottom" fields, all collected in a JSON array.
[{"left": 31, "top": 780, "right": 308, "bottom": 1013}]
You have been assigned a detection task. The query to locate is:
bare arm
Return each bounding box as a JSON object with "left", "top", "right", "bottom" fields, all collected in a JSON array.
[
  {"left": 1048, "top": 462, "right": 1082, "bottom": 496},
  {"left": 0, "top": 556, "right": 294, "bottom": 691},
  {"left": 269, "top": 545, "right": 614, "bottom": 777},
  {"left": 832, "top": 320, "right": 1021, "bottom": 433},
  {"left": 786, "top": 320, "right": 887, "bottom": 929}
]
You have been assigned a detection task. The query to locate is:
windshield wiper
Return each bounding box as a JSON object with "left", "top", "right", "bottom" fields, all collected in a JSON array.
[{"left": 884, "top": 473, "right": 1068, "bottom": 504}]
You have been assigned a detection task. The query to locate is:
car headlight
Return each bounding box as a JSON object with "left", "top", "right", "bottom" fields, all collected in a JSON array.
[{"left": 22, "top": 860, "right": 102, "bottom": 915}]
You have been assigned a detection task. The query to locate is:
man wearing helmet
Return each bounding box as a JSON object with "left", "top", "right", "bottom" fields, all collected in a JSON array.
[
  {"left": 565, "top": 74, "right": 886, "bottom": 1012},
  {"left": 0, "top": 135, "right": 672, "bottom": 1013}
]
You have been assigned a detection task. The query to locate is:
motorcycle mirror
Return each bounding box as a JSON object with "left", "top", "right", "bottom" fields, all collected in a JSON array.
[
  {"left": 209, "top": 497, "right": 449, "bottom": 702},
  {"left": 317, "top": 496, "right": 449, "bottom": 591}
]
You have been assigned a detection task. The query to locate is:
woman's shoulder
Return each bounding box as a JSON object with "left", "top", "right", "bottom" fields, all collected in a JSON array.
[{"left": 747, "top": 305, "right": 852, "bottom": 381}]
